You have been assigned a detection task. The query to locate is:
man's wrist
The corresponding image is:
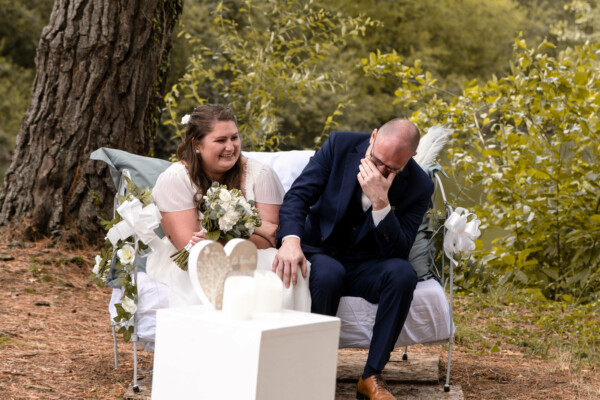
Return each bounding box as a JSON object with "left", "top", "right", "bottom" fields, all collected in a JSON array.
[
  {"left": 282, "top": 234, "right": 301, "bottom": 243},
  {"left": 372, "top": 204, "right": 391, "bottom": 226},
  {"left": 371, "top": 198, "right": 390, "bottom": 211}
]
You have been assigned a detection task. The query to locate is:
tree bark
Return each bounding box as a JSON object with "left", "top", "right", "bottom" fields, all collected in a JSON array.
[{"left": 0, "top": 0, "right": 182, "bottom": 245}]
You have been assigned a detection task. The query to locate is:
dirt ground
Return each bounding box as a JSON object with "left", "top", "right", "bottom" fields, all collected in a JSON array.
[{"left": 1, "top": 236, "right": 598, "bottom": 399}]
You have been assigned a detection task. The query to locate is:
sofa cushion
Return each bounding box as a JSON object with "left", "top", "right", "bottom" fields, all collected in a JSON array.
[{"left": 91, "top": 147, "right": 171, "bottom": 189}]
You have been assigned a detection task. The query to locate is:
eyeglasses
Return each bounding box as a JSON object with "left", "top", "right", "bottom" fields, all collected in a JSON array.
[{"left": 369, "top": 136, "right": 403, "bottom": 174}]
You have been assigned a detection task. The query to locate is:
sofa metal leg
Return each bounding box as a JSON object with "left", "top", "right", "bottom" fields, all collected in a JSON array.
[
  {"left": 402, "top": 345, "right": 408, "bottom": 361},
  {"left": 112, "top": 325, "right": 119, "bottom": 369},
  {"left": 132, "top": 339, "right": 140, "bottom": 392},
  {"left": 444, "top": 335, "right": 453, "bottom": 392},
  {"left": 444, "top": 222, "right": 454, "bottom": 393}
]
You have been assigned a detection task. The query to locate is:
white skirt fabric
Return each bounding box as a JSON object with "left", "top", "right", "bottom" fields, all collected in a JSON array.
[
  {"left": 256, "top": 247, "right": 312, "bottom": 313},
  {"left": 108, "top": 271, "right": 169, "bottom": 351},
  {"left": 109, "top": 242, "right": 313, "bottom": 349},
  {"left": 144, "top": 238, "right": 312, "bottom": 311}
]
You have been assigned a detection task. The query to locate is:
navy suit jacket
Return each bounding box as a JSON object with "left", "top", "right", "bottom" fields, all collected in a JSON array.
[{"left": 277, "top": 131, "right": 434, "bottom": 260}]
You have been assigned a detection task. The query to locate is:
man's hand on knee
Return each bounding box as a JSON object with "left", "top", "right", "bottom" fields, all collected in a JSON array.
[{"left": 272, "top": 237, "right": 307, "bottom": 288}]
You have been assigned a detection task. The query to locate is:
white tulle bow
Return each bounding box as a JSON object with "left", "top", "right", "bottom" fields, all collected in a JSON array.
[
  {"left": 443, "top": 207, "right": 481, "bottom": 265},
  {"left": 106, "top": 198, "right": 162, "bottom": 246}
]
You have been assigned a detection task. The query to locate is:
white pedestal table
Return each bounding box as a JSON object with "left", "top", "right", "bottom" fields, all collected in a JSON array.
[{"left": 152, "top": 307, "right": 341, "bottom": 400}]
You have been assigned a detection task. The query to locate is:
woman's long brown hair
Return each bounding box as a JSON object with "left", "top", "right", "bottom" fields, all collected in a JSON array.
[{"left": 176, "top": 104, "right": 243, "bottom": 210}]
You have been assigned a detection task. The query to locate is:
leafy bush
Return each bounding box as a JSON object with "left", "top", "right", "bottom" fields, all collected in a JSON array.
[
  {"left": 363, "top": 39, "right": 600, "bottom": 302},
  {"left": 164, "top": 0, "right": 377, "bottom": 151},
  {"left": 0, "top": 56, "right": 34, "bottom": 156},
  {"left": 0, "top": 0, "right": 53, "bottom": 163}
]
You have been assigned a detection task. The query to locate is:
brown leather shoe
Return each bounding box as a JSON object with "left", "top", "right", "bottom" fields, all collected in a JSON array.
[{"left": 356, "top": 374, "right": 395, "bottom": 400}]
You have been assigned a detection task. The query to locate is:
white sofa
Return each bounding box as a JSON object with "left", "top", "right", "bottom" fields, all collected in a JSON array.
[{"left": 105, "top": 149, "right": 453, "bottom": 350}]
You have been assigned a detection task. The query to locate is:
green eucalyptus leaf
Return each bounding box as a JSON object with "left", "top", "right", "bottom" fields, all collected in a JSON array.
[{"left": 206, "top": 231, "right": 221, "bottom": 241}]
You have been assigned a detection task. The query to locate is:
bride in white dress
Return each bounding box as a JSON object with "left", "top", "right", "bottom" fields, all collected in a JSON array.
[{"left": 146, "top": 104, "right": 310, "bottom": 311}]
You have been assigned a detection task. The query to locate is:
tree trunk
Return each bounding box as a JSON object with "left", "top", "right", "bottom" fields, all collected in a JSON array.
[{"left": 0, "top": 0, "right": 182, "bottom": 245}]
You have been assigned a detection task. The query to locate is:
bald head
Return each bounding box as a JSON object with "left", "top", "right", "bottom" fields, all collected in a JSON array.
[
  {"left": 367, "top": 119, "right": 420, "bottom": 177},
  {"left": 377, "top": 119, "right": 420, "bottom": 153}
]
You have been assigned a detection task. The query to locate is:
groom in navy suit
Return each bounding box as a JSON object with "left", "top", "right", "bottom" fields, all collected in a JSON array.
[{"left": 273, "top": 119, "right": 433, "bottom": 400}]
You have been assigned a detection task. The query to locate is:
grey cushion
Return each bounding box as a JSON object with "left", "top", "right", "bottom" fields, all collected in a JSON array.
[
  {"left": 408, "top": 164, "right": 447, "bottom": 281},
  {"left": 91, "top": 147, "right": 172, "bottom": 189}
]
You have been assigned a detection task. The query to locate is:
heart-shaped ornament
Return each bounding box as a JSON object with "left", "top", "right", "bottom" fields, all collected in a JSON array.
[{"left": 188, "top": 239, "right": 258, "bottom": 310}]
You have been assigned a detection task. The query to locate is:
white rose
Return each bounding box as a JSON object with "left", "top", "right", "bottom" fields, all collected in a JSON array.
[
  {"left": 238, "top": 198, "right": 252, "bottom": 213},
  {"left": 218, "top": 217, "right": 234, "bottom": 232},
  {"left": 219, "top": 189, "right": 232, "bottom": 202},
  {"left": 219, "top": 209, "right": 240, "bottom": 232},
  {"left": 181, "top": 114, "right": 191, "bottom": 125},
  {"left": 121, "top": 296, "right": 137, "bottom": 314},
  {"left": 117, "top": 244, "right": 135, "bottom": 265},
  {"left": 92, "top": 255, "right": 102, "bottom": 275},
  {"left": 244, "top": 222, "right": 255, "bottom": 235}
]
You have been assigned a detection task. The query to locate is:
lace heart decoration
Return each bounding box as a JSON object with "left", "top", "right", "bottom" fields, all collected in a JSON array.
[{"left": 188, "top": 239, "right": 258, "bottom": 310}]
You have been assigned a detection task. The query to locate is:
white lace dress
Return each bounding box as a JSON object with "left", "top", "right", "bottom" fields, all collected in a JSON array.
[{"left": 146, "top": 158, "right": 311, "bottom": 311}]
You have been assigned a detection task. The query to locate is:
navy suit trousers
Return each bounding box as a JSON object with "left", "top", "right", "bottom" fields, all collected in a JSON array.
[{"left": 308, "top": 253, "right": 417, "bottom": 372}]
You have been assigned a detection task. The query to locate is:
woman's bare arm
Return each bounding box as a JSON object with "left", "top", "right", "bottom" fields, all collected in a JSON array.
[
  {"left": 250, "top": 202, "right": 280, "bottom": 249},
  {"left": 160, "top": 208, "right": 201, "bottom": 250}
]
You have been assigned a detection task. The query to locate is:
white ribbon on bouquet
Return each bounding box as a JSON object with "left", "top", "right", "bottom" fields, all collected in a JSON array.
[
  {"left": 106, "top": 198, "right": 162, "bottom": 246},
  {"left": 443, "top": 207, "right": 481, "bottom": 266}
]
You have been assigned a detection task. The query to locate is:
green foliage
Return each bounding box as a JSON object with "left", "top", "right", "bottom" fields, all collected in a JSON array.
[
  {"left": 364, "top": 39, "right": 600, "bottom": 302},
  {"left": 334, "top": 0, "right": 528, "bottom": 84},
  {"left": 318, "top": 0, "right": 536, "bottom": 135},
  {"left": 156, "top": 0, "right": 579, "bottom": 154},
  {"left": 122, "top": 177, "right": 155, "bottom": 208},
  {"left": 0, "top": 0, "right": 54, "bottom": 69},
  {"left": 29, "top": 255, "right": 52, "bottom": 283},
  {"left": 0, "top": 0, "right": 53, "bottom": 167},
  {"left": 551, "top": 0, "right": 600, "bottom": 43},
  {"left": 0, "top": 0, "right": 52, "bottom": 81},
  {"left": 164, "top": 0, "right": 378, "bottom": 151},
  {"left": 454, "top": 288, "right": 599, "bottom": 364},
  {"left": 0, "top": 0, "right": 578, "bottom": 159},
  {"left": 0, "top": 331, "right": 24, "bottom": 347},
  {"left": 0, "top": 56, "right": 34, "bottom": 155}
]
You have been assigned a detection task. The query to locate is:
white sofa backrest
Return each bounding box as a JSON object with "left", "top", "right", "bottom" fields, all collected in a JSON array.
[{"left": 243, "top": 150, "right": 315, "bottom": 192}]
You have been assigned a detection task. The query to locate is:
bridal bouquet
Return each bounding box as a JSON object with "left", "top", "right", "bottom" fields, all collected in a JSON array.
[{"left": 171, "top": 182, "right": 262, "bottom": 270}]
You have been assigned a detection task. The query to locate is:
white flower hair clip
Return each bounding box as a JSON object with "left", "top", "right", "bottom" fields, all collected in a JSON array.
[{"left": 181, "top": 114, "right": 191, "bottom": 125}]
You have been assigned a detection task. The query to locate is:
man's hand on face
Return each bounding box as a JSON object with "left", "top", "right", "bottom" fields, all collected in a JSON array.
[
  {"left": 272, "top": 237, "right": 307, "bottom": 288},
  {"left": 357, "top": 157, "right": 396, "bottom": 211}
]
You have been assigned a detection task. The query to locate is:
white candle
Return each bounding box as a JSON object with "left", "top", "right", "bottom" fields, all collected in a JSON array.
[
  {"left": 222, "top": 276, "right": 256, "bottom": 320},
  {"left": 253, "top": 270, "right": 283, "bottom": 313}
]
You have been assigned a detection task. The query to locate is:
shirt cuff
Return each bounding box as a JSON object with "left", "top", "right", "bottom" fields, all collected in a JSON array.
[
  {"left": 282, "top": 234, "right": 301, "bottom": 242},
  {"left": 372, "top": 204, "right": 391, "bottom": 226}
]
